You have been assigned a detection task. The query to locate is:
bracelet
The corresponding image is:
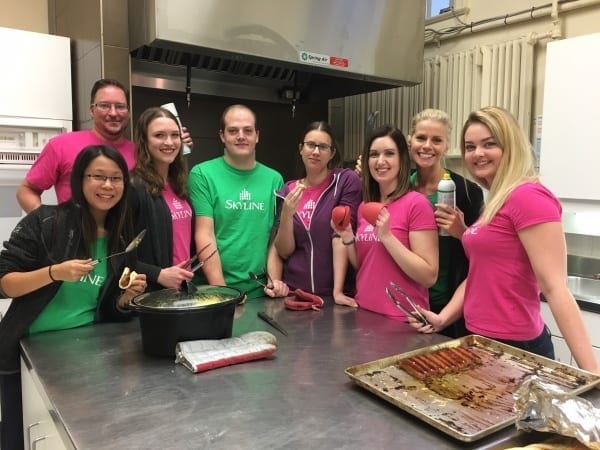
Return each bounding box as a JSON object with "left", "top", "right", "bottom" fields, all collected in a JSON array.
[
  {"left": 342, "top": 237, "right": 355, "bottom": 246},
  {"left": 48, "top": 265, "right": 57, "bottom": 282}
]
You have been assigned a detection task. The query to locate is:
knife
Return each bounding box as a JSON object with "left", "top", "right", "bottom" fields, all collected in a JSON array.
[{"left": 257, "top": 311, "right": 288, "bottom": 336}]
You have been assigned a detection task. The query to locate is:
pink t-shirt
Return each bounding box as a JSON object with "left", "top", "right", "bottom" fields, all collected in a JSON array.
[
  {"left": 26, "top": 130, "right": 135, "bottom": 203},
  {"left": 294, "top": 174, "right": 332, "bottom": 229},
  {"left": 462, "top": 182, "right": 562, "bottom": 341},
  {"left": 355, "top": 191, "right": 437, "bottom": 320},
  {"left": 162, "top": 184, "right": 193, "bottom": 265}
]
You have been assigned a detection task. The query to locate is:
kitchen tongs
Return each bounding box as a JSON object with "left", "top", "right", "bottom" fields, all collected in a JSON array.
[
  {"left": 385, "top": 282, "right": 429, "bottom": 325},
  {"left": 181, "top": 243, "right": 218, "bottom": 294},
  {"left": 91, "top": 229, "right": 147, "bottom": 265}
]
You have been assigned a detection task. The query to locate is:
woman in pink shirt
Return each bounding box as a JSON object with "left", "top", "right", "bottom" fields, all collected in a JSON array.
[
  {"left": 129, "top": 107, "right": 195, "bottom": 291},
  {"left": 411, "top": 107, "right": 598, "bottom": 375},
  {"left": 337, "top": 125, "right": 438, "bottom": 319}
]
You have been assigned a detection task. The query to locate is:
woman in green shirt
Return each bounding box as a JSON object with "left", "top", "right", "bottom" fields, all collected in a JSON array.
[{"left": 0, "top": 144, "right": 147, "bottom": 450}]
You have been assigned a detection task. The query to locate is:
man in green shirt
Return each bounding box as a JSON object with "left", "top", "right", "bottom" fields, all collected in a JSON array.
[{"left": 188, "top": 104, "right": 288, "bottom": 299}]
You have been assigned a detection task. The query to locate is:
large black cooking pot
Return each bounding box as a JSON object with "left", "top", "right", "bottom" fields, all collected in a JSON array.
[{"left": 129, "top": 285, "right": 244, "bottom": 357}]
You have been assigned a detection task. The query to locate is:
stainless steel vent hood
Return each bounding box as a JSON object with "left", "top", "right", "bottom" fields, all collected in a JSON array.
[{"left": 129, "top": 0, "right": 425, "bottom": 103}]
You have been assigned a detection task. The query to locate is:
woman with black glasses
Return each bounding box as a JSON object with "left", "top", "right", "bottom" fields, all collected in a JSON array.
[
  {"left": 0, "top": 145, "right": 147, "bottom": 450},
  {"left": 273, "top": 121, "right": 362, "bottom": 306}
]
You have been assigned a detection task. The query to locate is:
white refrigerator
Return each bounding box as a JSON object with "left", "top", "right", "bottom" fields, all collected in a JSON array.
[
  {"left": 0, "top": 28, "right": 72, "bottom": 392},
  {"left": 0, "top": 26, "right": 72, "bottom": 248}
]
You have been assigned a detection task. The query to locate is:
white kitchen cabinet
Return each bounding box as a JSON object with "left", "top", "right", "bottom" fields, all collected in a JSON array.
[
  {"left": 20, "top": 358, "right": 72, "bottom": 450},
  {"left": 539, "top": 33, "right": 600, "bottom": 203},
  {"left": 540, "top": 302, "right": 572, "bottom": 364},
  {"left": 540, "top": 302, "right": 600, "bottom": 369}
]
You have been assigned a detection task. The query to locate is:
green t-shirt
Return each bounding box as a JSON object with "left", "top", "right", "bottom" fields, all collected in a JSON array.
[
  {"left": 410, "top": 172, "right": 452, "bottom": 307},
  {"left": 188, "top": 157, "right": 284, "bottom": 299},
  {"left": 29, "top": 237, "right": 108, "bottom": 334}
]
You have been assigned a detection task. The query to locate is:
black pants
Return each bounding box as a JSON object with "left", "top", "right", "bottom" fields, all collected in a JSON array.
[
  {"left": 430, "top": 303, "right": 468, "bottom": 339},
  {"left": 471, "top": 325, "right": 556, "bottom": 360},
  {"left": 0, "top": 373, "right": 23, "bottom": 450}
]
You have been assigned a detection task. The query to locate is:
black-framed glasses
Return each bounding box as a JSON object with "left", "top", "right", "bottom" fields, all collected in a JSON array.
[
  {"left": 91, "top": 102, "right": 129, "bottom": 113},
  {"left": 303, "top": 141, "right": 332, "bottom": 152},
  {"left": 85, "top": 174, "right": 124, "bottom": 185}
]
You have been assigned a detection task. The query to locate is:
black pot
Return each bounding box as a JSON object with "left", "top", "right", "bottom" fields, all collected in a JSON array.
[{"left": 129, "top": 285, "right": 244, "bottom": 357}]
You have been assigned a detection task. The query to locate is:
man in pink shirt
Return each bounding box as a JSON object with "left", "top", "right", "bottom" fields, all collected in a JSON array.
[{"left": 17, "top": 78, "right": 192, "bottom": 212}]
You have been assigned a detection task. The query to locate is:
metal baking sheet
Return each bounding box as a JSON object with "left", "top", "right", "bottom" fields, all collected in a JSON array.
[{"left": 345, "top": 335, "right": 600, "bottom": 442}]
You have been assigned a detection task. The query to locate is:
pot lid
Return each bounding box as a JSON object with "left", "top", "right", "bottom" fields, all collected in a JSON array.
[{"left": 132, "top": 285, "right": 242, "bottom": 310}]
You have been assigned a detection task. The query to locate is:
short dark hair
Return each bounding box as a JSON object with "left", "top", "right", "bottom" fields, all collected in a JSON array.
[
  {"left": 219, "top": 104, "right": 258, "bottom": 132},
  {"left": 90, "top": 78, "right": 129, "bottom": 106}
]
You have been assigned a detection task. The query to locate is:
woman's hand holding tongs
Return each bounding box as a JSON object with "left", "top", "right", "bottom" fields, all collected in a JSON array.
[
  {"left": 157, "top": 244, "right": 217, "bottom": 290},
  {"left": 264, "top": 279, "right": 289, "bottom": 298},
  {"left": 407, "top": 306, "right": 443, "bottom": 334},
  {"left": 249, "top": 271, "right": 289, "bottom": 298}
]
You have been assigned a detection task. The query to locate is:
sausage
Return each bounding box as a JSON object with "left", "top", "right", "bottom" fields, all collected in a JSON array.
[
  {"left": 399, "top": 359, "right": 429, "bottom": 380},
  {"left": 412, "top": 354, "right": 441, "bottom": 375},
  {"left": 454, "top": 347, "right": 482, "bottom": 365},
  {"left": 284, "top": 289, "right": 324, "bottom": 311},
  {"left": 435, "top": 349, "right": 458, "bottom": 369},
  {"left": 427, "top": 352, "right": 452, "bottom": 371}
]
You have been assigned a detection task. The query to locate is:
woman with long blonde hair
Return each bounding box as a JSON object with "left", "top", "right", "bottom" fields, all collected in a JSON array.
[
  {"left": 411, "top": 107, "right": 599, "bottom": 375},
  {"left": 408, "top": 109, "right": 483, "bottom": 337}
]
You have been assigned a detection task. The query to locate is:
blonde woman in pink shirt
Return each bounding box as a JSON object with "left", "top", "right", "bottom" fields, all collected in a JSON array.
[{"left": 410, "top": 107, "right": 599, "bottom": 375}]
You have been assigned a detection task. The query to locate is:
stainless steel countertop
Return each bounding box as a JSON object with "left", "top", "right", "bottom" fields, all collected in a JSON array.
[{"left": 20, "top": 298, "right": 599, "bottom": 450}]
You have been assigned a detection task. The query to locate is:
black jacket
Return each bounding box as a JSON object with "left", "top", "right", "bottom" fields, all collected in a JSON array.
[
  {"left": 0, "top": 203, "right": 130, "bottom": 373},
  {"left": 129, "top": 177, "right": 195, "bottom": 291},
  {"left": 446, "top": 169, "right": 484, "bottom": 294}
]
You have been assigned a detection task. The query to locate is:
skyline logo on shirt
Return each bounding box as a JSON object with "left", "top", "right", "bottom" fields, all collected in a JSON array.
[
  {"left": 464, "top": 221, "right": 481, "bottom": 236},
  {"left": 298, "top": 199, "right": 316, "bottom": 222},
  {"left": 225, "top": 188, "right": 266, "bottom": 211},
  {"left": 357, "top": 224, "right": 380, "bottom": 242},
  {"left": 172, "top": 198, "right": 183, "bottom": 210},
  {"left": 80, "top": 272, "right": 105, "bottom": 286}
]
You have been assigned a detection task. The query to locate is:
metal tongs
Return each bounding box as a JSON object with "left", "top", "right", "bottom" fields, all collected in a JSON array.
[
  {"left": 181, "top": 243, "right": 218, "bottom": 294},
  {"left": 91, "top": 229, "right": 147, "bottom": 265},
  {"left": 248, "top": 271, "right": 273, "bottom": 289},
  {"left": 385, "top": 281, "right": 430, "bottom": 326}
]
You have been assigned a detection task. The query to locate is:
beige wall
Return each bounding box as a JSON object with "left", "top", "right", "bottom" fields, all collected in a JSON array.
[
  {"left": 428, "top": 0, "right": 600, "bottom": 258},
  {"left": 0, "top": 0, "right": 48, "bottom": 33},
  {"left": 425, "top": 0, "right": 600, "bottom": 136}
]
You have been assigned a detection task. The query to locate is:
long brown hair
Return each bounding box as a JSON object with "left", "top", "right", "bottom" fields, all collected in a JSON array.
[{"left": 133, "top": 107, "right": 189, "bottom": 197}]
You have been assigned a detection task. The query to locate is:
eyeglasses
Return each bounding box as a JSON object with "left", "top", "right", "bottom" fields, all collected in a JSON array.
[
  {"left": 303, "top": 141, "right": 332, "bottom": 152},
  {"left": 85, "top": 174, "right": 124, "bottom": 185},
  {"left": 92, "top": 102, "right": 129, "bottom": 113}
]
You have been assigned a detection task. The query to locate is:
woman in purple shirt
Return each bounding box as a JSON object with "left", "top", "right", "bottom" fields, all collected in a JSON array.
[{"left": 274, "top": 121, "right": 362, "bottom": 306}]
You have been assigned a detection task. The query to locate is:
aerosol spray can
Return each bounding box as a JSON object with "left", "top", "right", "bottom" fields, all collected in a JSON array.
[
  {"left": 161, "top": 102, "right": 191, "bottom": 155},
  {"left": 437, "top": 172, "right": 455, "bottom": 236}
]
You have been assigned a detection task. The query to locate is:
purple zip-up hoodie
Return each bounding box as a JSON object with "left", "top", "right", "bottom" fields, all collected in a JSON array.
[{"left": 276, "top": 168, "right": 362, "bottom": 296}]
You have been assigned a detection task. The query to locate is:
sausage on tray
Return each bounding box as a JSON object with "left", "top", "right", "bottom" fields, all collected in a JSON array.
[{"left": 397, "top": 346, "right": 483, "bottom": 380}]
